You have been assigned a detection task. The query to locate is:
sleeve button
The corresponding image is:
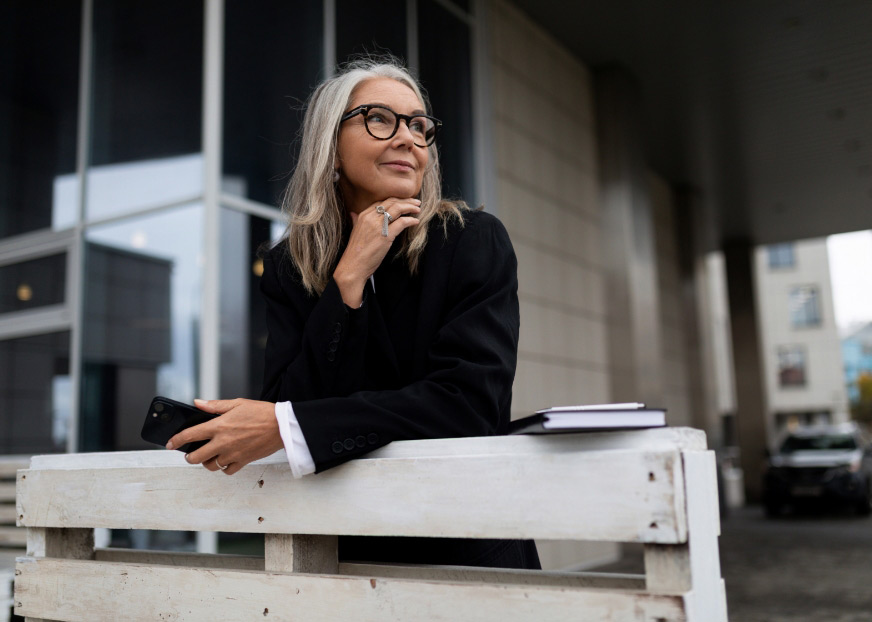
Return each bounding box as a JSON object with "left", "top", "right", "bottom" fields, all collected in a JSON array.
[
  {"left": 331, "top": 441, "right": 344, "bottom": 454},
  {"left": 328, "top": 342, "right": 338, "bottom": 352},
  {"left": 355, "top": 435, "right": 366, "bottom": 448},
  {"left": 343, "top": 438, "right": 356, "bottom": 451},
  {"left": 367, "top": 433, "right": 379, "bottom": 445},
  {"left": 327, "top": 352, "right": 335, "bottom": 362}
]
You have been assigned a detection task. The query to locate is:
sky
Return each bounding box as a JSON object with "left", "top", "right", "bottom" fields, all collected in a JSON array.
[{"left": 827, "top": 229, "right": 872, "bottom": 336}]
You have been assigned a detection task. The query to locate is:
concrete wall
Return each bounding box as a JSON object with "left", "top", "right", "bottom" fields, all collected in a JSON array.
[
  {"left": 650, "top": 173, "right": 692, "bottom": 427},
  {"left": 488, "top": 0, "right": 616, "bottom": 570},
  {"left": 754, "top": 239, "right": 849, "bottom": 430},
  {"left": 490, "top": 1, "right": 608, "bottom": 417}
]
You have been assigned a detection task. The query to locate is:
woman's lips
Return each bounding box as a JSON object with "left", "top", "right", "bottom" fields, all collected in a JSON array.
[{"left": 381, "top": 161, "right": 415, "bottom": 172}]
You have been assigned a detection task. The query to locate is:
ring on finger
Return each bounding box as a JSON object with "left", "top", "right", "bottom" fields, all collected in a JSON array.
[{"left": 215, "top": 459, "right": 228, "bottom": 471}]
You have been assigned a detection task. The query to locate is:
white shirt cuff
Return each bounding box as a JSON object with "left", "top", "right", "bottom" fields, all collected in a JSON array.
[{"left": 274, "top": 401, "right": 316, "bottom": 478}]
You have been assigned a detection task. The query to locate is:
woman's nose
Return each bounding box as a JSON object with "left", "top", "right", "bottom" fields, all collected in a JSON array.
[{"left": 392, "top": 119, "right": 416, "bottom": 146}]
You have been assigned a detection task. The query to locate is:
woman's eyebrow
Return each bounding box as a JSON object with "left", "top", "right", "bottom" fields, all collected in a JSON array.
[{"left": 365, "top": 102, "right": 427, "bottom": 115}]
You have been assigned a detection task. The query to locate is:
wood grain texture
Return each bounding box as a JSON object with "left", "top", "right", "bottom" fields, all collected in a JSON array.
[
  {"left": 265, "top": 534, "right": 338, "bottom": 574},
  {"left": 16, "top": 448, "right": 686, "bottom": 543},
  {"left": 14, "top": 558, "right": 687, "bottom": 622},
  {"left": 25, "top": 428, "right": 706, "bottom": 470},
  {"left": 87, "top": 551, "right": 645, "bottom": 590}
]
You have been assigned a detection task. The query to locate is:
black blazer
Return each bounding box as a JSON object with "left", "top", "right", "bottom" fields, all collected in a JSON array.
[{"left": 260, "top": 209, "right": 539, "bottom": 569}]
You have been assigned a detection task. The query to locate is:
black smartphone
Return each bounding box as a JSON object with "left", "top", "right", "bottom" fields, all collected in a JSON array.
[{"left": 141, "top": 396, "right": 218, "bottom": 453}]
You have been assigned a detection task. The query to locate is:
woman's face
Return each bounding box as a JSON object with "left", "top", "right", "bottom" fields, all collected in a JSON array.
[{"left": 337, "top": 77, "right": 429, "bottom": 214}]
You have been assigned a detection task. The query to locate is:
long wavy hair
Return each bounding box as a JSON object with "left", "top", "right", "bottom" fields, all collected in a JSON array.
[{"left": 281, "top": 57, "right": 467, "bottom": 295}]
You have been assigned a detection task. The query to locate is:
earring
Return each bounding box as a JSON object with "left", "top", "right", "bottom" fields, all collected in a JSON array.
[{"left": 333, "top": 169, "right": 340, "bottom": 183}]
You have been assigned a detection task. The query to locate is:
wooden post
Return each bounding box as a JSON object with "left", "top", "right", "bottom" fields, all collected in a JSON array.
[
  {"left": 265, "top": 534, "right": 338, "bottom": 574},
  {"left": 22, "top": 527, "right": 94, "bottom": 622},
  {"left": 644, "top": 451, "right": 728, "bottom": 622}
]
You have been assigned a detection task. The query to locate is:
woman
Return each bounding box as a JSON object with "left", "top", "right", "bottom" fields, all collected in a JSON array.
[{"left": 168, "top": 58, "right": 539, "bottom": 569}]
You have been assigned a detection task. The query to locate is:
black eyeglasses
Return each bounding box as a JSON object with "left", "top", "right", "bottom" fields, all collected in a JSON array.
[{"left": 340, "top": 105, "right": 441, "bottom": 147}]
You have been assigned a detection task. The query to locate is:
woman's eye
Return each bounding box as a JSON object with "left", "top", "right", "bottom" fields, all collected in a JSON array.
[
  {"left": 367, "top": 113, "right": 389, "bottom": 125},
  {"left": 409, "top": 119, "right": 426, "bottom": 134}
]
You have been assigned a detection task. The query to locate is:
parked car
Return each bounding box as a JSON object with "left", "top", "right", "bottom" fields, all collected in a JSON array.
[{"left": 763, "top": 422, "right": 872, "bottom": 516}]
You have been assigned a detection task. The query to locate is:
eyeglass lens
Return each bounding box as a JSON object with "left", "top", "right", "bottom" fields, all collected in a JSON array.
[{"left": 364, "top": 107, "right": 436, "bottom": 146}]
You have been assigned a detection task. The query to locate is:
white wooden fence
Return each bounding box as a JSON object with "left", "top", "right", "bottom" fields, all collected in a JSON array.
[
  {"left": 14, "top": 427, "right": 727, "bottom": 621},
  {"left": 1, "top": 456, "right": 28, "bottom": 622}
]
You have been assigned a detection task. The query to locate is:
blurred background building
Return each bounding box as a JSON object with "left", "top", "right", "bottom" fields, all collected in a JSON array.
[{"left": 2, "top": 0, "right": 872, "bottom": 569}]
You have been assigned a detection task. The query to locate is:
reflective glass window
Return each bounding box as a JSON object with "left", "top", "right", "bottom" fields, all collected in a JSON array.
[
  {"left": 219, "top": 209, "right": 282, "bottom": 401},
  {"left": 788, "top": 285, "right": 821, "bottom": 328},
  {"left": 0, "top": 1, "right": 81, "bottom": 238},
  {"left": 0, "top": 254, "right": 67, "bottom": 314},
  {"left": 0, "top": 331, "right": 71, "bottom": 454},
  {"left": 419, "top": 0, "right": 474, "bottom": 201},
  {"left": 223, "top": 0, "right": 323, "bottom": 207},
  {"left": 777, "top": 345, "right": 806, "bottom": 387},
  {"left": 87, "top": 0, "right": 203, "bottom": 221},
  {"left": 80, "top": 204, "right": 202, "bottom": 452},
  {"left": 336, "top": 0, "right": 406, "bottom": 65}
]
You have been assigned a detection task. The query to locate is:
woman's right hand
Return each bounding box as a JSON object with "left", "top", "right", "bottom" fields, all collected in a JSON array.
[{"left": 333, "top": 198, "right": 421, "bottom": 307}]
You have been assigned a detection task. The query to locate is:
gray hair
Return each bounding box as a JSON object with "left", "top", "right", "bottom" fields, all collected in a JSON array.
[{"left": 281, "top": 57, "right": 465, "bottom": 294}]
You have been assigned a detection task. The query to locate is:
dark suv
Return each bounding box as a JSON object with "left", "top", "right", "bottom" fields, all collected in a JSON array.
[{"left": 763, "top": 423, "right": 872, "bottom": 516}]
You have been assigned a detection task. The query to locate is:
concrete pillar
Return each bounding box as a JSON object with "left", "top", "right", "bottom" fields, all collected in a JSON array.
[
  {"left": 675, "top": 187, "right": 722, "bottom": 446},
  {"left": 724, "top": 239, "right": 769, "bottom": 502},
  {"left": 595, "top": 67, "right": 663, "bottom": 406}
]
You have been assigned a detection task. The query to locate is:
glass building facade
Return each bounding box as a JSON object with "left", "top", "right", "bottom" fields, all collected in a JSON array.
[{"left": 0, "top": 0, "right": 477, "bottom": 460}]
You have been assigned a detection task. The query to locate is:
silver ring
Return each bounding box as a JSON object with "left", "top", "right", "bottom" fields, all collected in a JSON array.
[
  {"left": 216, "top": 459, "right": 228, "bottom": 471},
  {"left": 376, "top": 205, "right": 386, "bottom": 214}
]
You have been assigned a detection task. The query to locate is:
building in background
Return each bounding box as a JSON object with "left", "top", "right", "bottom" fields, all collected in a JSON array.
[
  {"left": 755, "top": 239, "right": 850, "bottom": 435},
  {"left": 3, "top": 0, "right": 872, "bottom": 567},
  {"left": 842, "top": 322, "right": 872, "bottom": 407}
]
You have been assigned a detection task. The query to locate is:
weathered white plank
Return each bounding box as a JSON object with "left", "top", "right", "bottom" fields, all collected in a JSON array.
[
  {"left": 17, "top": 450, "right": 686, "bottom": 543},
  {"left": 26, "top": 427, "right": 707, "bottom": 470},
  {"left": 680, "top": 451, "right": 728, "bottom": 622},
  {"left": 87, "top": 550, "right": 645, "bottom": 590},
  {"left": 344, "top": 563, "right": 647, "bottom": 590},
  {"left": 14, "top": 558, "right": 687, "bottom": 622},
  {"left": 0, "top": 528, "right": 25, "bottom": 547},
  {"left": 265, "top": 534, "right": 338, "bottom": 573},
  {"left": 94, "top": 548, "right": 264, "bottom": 570}
]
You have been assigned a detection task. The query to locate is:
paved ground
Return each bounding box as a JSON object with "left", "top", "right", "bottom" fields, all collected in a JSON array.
[{"left": 595, "top": 504, "right": 872, "bottom": 621}]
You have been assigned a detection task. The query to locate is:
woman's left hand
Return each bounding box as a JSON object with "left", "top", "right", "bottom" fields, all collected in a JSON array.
[{"left": 166, "top": 398, "right": 285, "bottom": 475}]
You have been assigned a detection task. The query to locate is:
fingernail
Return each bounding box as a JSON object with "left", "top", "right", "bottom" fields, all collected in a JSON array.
[
  {"left": 194, "top": 398, "right": 206, "bottom": 405},
  {"left": 166, "top": 441, "right": 174, "bottom": 450}
]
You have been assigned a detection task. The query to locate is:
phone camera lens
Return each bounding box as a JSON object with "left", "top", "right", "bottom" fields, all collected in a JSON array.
[
  {"left": 159, "top": 412, "right": 172, "bottom": 422},
  {"left": 154, "top": 402, "right": 165, "bottom": 413}
]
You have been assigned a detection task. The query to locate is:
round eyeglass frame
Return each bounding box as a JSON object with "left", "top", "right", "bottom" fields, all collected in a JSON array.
[{"left": 340, "top": 105, "right": 442, "bottom": 147}]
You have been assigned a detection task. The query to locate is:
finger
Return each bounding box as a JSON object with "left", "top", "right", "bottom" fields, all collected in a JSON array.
[
  {"left": 202, "top": 457, "right": 222, "bottom": 472},
  {"left": 349, "top": 211, "right": 359, "bottom": 226},
  {"left": 193, "top": 398, "right": 242, "bottom": 414},
  {"left": 387, "top": 215, "right": 420, "bottom": 236},
  {"left": 184, "top": 441, "right": 218, "bottom": 465},
  {"left": 166, "top": 419, "right": 217, "bottom": 450}
]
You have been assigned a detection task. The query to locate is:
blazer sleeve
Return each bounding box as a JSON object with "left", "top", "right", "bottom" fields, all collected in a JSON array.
[
  {"left": 260, "top": 250, "right": 372, "bottom": 402},
  {"left": 293, "top": 214, "right": 520, "bottom": 472}
]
